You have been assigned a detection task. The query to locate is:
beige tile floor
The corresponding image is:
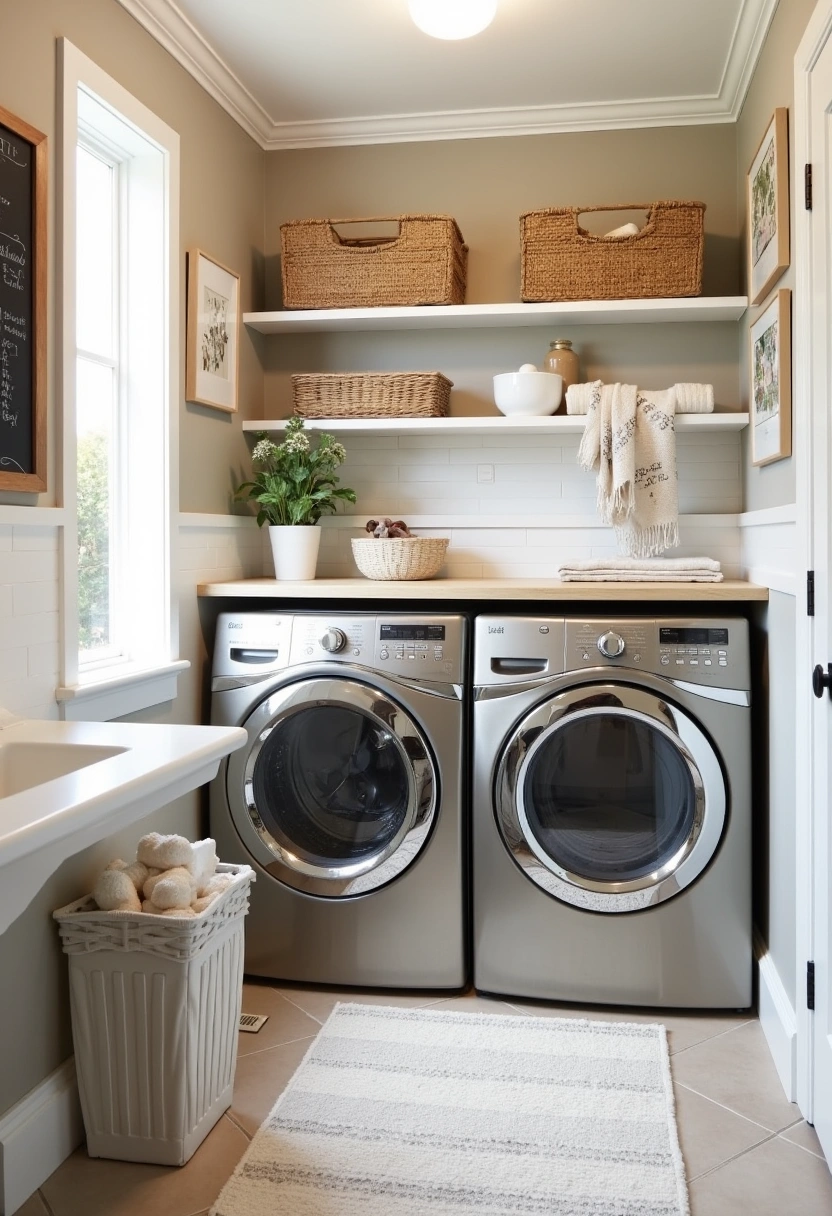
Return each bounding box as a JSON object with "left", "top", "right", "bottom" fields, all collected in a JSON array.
[{"left": 21, "top": 982, "right": 832, "bottom": 1216}]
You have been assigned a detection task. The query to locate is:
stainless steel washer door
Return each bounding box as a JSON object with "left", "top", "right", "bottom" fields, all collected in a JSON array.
[
  {"left": 227, "top": 677, "right": 437, "bottom": 897},
  {"left": 495, "top": 683, "right": 726, "bottom": 912}
]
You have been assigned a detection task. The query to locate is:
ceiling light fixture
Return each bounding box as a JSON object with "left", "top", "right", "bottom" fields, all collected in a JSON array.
[{"left": 408, "top": 0, "right": 497, "bottom": 40}]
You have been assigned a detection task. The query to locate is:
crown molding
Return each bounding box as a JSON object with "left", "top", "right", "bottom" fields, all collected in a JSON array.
[{"left": 116, "top": 0, "right": 780, "bottom": 150}]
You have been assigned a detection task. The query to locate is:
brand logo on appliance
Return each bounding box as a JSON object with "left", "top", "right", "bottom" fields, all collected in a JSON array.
[
  {"left": 488, "top": 626, "right": 504, "bottom": 634},
  {"left": 227, "top": 622, "right": 243, "bottom": 629}
]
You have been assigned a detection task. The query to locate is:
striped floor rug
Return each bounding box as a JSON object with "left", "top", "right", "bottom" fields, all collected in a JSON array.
[{"left": 212, "top": 1002, "right": 690, "bottom": 1216}]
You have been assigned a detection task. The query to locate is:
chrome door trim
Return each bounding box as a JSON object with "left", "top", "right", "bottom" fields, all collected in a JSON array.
[
  {"left": 214, "top": 665, "right": 462, "bottom": 699},
  {"left": 227, "top": 676, "right": 437, "bottom": 898},
  {"left": 476, "top": 667, "right": 749, "bottom": 706},
  {"left": 495, "top": 683, "right": 726, "bottom": 913}
]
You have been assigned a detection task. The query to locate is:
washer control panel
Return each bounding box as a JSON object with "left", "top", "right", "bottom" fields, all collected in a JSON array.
[{"left": 564, "top": 618, "right": 750, "bottom": 691}]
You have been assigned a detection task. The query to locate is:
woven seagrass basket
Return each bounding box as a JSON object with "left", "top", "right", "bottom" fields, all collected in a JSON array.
[
  {"left": 280, "top": 215, "right": 468, "bottom": 309},
  {"left": 520, "top": 201, "right": 705, "bottom": 302},
  {"left": 292, "top": 371, "right": 452, "bottom": 419},
  {"left": 351, "top": 537, "right": 449, "bottom": 581}
]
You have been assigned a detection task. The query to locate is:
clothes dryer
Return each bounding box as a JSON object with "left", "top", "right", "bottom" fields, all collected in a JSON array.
[
  {"left": 210, "top": 611, "right": 467, "bottom": 988},
  {"left": 473, "top": 616, "right": 751, "bottom": 1008}
]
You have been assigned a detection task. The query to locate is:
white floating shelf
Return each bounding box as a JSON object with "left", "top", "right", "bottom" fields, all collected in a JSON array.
[
  {"left": 244, "top": 297, "right": 748, "bottom": 334},
  {"left": 245, "top": 414, "right": 749, "bottom": 438}
]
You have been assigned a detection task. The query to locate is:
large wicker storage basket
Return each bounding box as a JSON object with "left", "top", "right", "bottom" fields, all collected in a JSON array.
[
  {"left": 520, "top": 201, "right": 705, "bottom": 302},
  {"left": 53, "top": 863, "right": 253, "bottom": 1166},
  {"left": 280, "top": 215, "right": 468, "bottom": 309},
  {"left": 292, "top": 371, "right": 452, "bottom": 419}
]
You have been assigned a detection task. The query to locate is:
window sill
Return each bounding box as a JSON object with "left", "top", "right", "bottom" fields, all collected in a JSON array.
[{"left": 56, "top": 660, "right": 190, "bottom": 722}]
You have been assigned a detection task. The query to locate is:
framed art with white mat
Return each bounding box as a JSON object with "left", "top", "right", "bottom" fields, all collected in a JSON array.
[
  {"left": 750, "top": 289, "right": 791, "bottom": 466},
  {"left": 747, "top": 108, "right": 789, "bottom": 307},
  {"left": 186, "top": 248, "right": 240, "bottom": 412}
]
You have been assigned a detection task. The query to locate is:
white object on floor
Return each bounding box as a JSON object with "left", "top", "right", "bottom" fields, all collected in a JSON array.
[
  {"left": 558, "top": 556, "right": 723, "bottom": 582},
  {"left": 578, "top": 384, "right": 679, "bottom": 558},
  {"left": 210, "top": 1002, "right": 689, "bottom": 1216}
]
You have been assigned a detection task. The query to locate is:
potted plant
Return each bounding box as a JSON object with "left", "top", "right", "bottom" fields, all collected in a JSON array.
[{"left": 236, "top": 419, "right": 356, "bottom": 580}]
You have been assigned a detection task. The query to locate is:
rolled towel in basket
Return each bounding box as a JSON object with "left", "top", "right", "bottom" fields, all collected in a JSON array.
[
  {"left": 558, "top": 557, "right": 723, "bottom": 583},
  {"left": 566, "top": 380, "right": 601, "bottom": 415},
  {"left": 674, "top": 383, "right": 714, "bottom": 413}
]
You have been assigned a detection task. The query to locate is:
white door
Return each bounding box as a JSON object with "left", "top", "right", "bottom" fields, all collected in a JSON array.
[{"left": 797, "top": 1, "right": 832, "bottom": 1160}]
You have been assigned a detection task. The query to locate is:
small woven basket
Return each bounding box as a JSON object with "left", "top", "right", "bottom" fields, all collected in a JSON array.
[
  {"left": 281, "top": 215, "right": 468, "bottom": 309},
  {"left": 292, "top": 372, "right": 452, "bottom": 419},
  {"left": 520, "top": 200, "right": 705, "bottom": 302},
  {"left": 352, "top": 537, "right": 449, "bottom": 581}
]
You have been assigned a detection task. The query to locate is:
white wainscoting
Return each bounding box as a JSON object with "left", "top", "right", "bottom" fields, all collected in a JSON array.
[
  {"left": 0, "top": 520, "right": 62, "bottom": 720},
  {"left": 755, "top": 931, "right": 798, "bottom": 1103},
  {"left": 0, "top": 1059, "right": 83, "bottom": 1216}
]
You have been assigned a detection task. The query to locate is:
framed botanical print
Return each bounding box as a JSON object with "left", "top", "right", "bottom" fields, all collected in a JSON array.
[
  {"left": 750, "top": 289, "right": 791, "bottom": 466},
  {"left": 747, "top": 107, "right": 790, "bottom": 307},
  {"left": 186, "top": 249, "right": 240, "bottom": 412}
]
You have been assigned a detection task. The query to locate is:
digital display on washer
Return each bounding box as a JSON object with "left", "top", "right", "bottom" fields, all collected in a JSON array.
[
  {"left": 659, "top": 627, "right": 729, "bottom": 645},
  {"left": 380, "top": 625, "right": 446, "bottom": 641}
]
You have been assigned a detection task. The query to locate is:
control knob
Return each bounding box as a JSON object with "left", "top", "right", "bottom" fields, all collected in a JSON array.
[
  {"left": 597, "top": 631, "right": 625, "bottom": 659},
  {"left": 319, "top": 627, "right": 347, "bottom": 654}
]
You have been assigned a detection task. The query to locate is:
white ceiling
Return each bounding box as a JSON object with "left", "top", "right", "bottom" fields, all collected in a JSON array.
[{"left": 117, "top": 0, "right": 779, "bottom": 149}]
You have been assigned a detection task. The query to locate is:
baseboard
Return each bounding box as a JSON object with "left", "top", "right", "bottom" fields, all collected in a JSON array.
[
  {"left": 754, "top": 930, "right": 797, "bottom": 1102},
  {"left": 0, "top": 1059, "right": 83, "bottom": 1215}
]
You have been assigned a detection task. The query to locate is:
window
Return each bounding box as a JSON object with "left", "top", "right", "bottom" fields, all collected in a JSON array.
[{"left": 58, "top": 40, "right": 187, "bottom": 720}]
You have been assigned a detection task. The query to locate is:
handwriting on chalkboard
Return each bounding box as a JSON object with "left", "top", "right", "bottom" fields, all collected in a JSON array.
[{"left": 0, "top": 116, "right": 35, "bottom": 481}]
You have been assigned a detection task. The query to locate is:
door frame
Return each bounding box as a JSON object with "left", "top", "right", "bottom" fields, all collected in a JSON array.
[{"left": 793, "top": 0, "right": 832, "bottom": 1122}]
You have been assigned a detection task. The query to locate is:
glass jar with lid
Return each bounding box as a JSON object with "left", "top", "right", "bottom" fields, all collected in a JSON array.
[{"left": 543, "top": 340, "right": 579, "bottom": 413}]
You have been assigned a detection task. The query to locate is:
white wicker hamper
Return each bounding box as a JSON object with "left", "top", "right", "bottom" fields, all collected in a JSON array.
[{"left": 53, "top": 863, "right": 254, "bottom": 1166}]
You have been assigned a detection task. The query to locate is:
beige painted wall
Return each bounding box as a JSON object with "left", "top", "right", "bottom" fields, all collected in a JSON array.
[
  {"left": 0, "top": 0, "right": 265, "bottom": 512},
  {"left": 738, "top": 0, "right": 816, "bottom": 510},
  {"left": 263, "top": 126, "right": 741, "bottom": 418}
]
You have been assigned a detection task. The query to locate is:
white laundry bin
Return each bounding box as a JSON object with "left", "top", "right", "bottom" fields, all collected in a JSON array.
[{"left": 53, "top": 863, "right": 254, "bottom": 1166}]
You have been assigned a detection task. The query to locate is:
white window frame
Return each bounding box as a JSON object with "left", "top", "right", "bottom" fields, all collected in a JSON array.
[{"left": 57, "top": 39, "right": 187, "bottom": 720}]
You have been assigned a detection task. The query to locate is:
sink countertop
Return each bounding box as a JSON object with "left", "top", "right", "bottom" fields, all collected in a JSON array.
[
  {"left": 0, "top": 718, "right": 246, "bottom": 935},
  {"left": 197, "top": 577, "right": 769, "bottom": 602}
]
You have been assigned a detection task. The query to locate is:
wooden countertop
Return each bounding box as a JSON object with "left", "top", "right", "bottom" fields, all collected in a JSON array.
[{"left": 197, "top": 578, "right": 768, "bottom": 602}]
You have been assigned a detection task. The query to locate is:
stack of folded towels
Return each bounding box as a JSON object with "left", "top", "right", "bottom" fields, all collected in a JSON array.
[{"left": 557, "top": 557, "right": 723, "bottom": 583}]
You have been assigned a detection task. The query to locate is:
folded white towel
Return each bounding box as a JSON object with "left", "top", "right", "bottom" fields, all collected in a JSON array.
[
  {"left": 674, "top": 383, "right": 714, "bottom": 413},
  {"left": 567, "top": 381, "right": 715, "bottom": 415},
  {"left": 566, "top": 381, "right": 599, "bottom": 415},
  {"left": 558, "top": 556, "right": 723, "bottom": 583}
]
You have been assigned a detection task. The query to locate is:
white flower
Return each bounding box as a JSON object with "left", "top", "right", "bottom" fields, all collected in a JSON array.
[
  {"left": 252, "top": 438, "right": 277, "bottom": 463},
  {"left": 331, "top": 442, "right": 347, "bottom": 463},
  {"left": 282, "top": 432, "right": 310, "bottom": 455}
]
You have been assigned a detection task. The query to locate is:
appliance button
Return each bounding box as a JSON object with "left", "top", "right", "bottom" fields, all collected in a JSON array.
[
  {"left": 408, "top": 654, "right": 416, "bottom": 660},
  {"left": 718, "top": 650, "right": 727, "bottom": 656},
  {"left": 395, "top": 654, "right": 403, "bottom": 660},
  {"left": 689, "top": 659, "right": 699, "bottom": 665},
  {"left": 305, "top": 646, "right": 314, "bottom": 656},
  {"left": 319, "top": 627, "right": 347, "bottom": 654},
  {"left": 597, "top": 631, "right": 625, "bottom": 658},
  {"left": 420, "top": 654, "right": 427, "bottom": 659},
  {"left": 353, "top": 648, "right": 361, "bottom": 656},
  {"left": 379, "top": 650, "right": 389, "bottom": 660},
  {"left": 719, "top": 660, "right": 728, "bottom": 666},
  {"left": 676, "top": 659, "right": 685, "bottom": 665},
  {"left": 539, "top": 626, "right": 550, "bottom": 634},
  {"left": 582, "top": 651, "right": 591, "bottom": 662},
  {"left": 704, "top": 659, "right": 713, "bottom": 665},
  {"left": 660, "top": 656, "right": 670, "bottom": 665},
  {"left": 633, "top": 653, "right": 642, "bottom": 663}
]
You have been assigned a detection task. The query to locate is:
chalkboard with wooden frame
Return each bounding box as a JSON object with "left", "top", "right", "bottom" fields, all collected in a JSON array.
[{"left": 0, "top": 104, "right": 46, "bottom": 492}]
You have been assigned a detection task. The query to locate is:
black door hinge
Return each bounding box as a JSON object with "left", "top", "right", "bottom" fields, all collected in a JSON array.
[
  {"left": 806, "top": 163, "right": 813, "bottom": 210},
  {"left": 808, "top": 961, "right": 816, "bottom": 1010},
  {"left": 808, "top": 570, "right": 815, "bottom": 616}
]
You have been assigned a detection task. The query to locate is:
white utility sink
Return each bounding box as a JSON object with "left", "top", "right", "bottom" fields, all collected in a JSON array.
[
  {"left": 0, "top": 740, "right": 128, "bottom": 798},
  {"left": 0, "top": 717, "right": 247, "bottom": 935}
]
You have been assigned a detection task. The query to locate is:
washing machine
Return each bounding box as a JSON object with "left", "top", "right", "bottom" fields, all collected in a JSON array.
[
  {"left": 209, "top": 611, "right": 467, "bottom": 988},
  {"left": 473, "top": 615, "right": 751, "bottom": 1008}
]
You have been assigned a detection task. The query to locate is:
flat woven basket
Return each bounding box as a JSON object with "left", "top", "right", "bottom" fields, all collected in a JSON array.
[
  {"left": 280, "top": 215, "right": 468, "bottom": 309},
  {"left": 292, "top": 371, "right": 452, "bottom": 419},
  {"left": 352, "top": 537, "right": 449, "bottom": 581},
  {"left": 520, "top": 201, "right": 705, "bottom": 302}
]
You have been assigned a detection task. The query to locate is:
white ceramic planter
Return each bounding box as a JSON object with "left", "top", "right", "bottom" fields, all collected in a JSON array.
[{"left": 268, "top": 525, "right": 321, "bottom": 581}]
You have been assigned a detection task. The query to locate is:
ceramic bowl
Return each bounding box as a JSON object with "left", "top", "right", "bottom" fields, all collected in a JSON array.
[{"left": 493, "top": 371, "right": 562, "bottom": 416}]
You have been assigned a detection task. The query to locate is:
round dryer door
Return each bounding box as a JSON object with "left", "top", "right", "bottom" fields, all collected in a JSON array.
[
  {"left": 226, "top": 677, "right": 437, "bottom": 897},
  {"left": 495, "top": 683, "right": 726, "bottom": 912}
]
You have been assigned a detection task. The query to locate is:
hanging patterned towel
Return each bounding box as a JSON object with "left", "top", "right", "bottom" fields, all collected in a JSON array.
[{"left": 578, "top": 384, "right": 679, "bottom": 557}]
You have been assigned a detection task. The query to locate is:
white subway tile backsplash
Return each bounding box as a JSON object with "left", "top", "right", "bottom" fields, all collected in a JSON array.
[
  {"left": 0, "top": 526, "right": 12, "bottom": 551},
  {"left": 12, "top": 576, "right": 60, "bottom": 616},
  {"left": 12, "top": 527, "right": 60, "bottom": 551}
]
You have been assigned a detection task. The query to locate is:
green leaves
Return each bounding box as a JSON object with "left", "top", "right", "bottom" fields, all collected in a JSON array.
[{"left": 235, "top": 419, "right": 356, "bottom": 527}]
